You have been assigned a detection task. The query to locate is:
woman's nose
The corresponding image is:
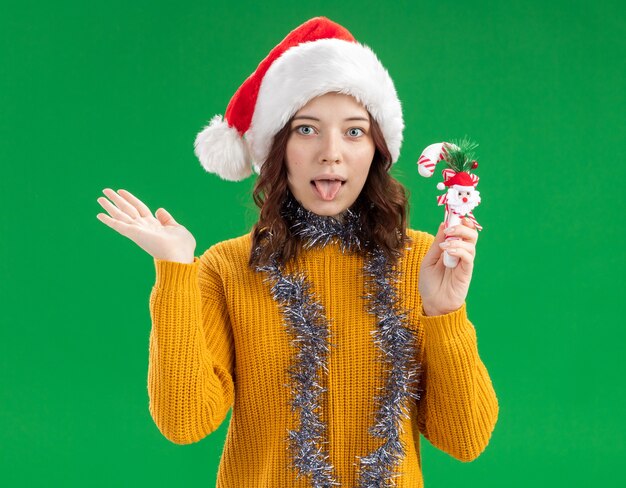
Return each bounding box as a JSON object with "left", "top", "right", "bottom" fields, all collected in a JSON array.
[{"left": 319, "top": 132, "right": 342, "bottom": 164}]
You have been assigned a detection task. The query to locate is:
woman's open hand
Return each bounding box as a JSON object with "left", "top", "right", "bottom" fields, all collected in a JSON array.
[
  {"left": 418, "top": 218, "right": 478, "bottom": 316},
  {"left": 96, "top": 188, "right": 196, "bottom": 264}
]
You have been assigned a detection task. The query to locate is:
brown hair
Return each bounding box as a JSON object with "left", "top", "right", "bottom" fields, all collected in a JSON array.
[{"left": 248, "top": 111, "right": 410, "bottom": 269}]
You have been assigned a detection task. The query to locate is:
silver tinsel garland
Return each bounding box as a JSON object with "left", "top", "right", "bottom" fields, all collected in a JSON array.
[{"left": 255, "top": 195, "right": 423, "bottom": 487}]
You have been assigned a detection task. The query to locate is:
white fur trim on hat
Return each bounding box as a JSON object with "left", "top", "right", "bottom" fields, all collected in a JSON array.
[
  {"left": 194, "top": 115, "right": 253, "bottom": 181},
  {"left": 454, "top": 185, "right": 478, "bottom": 191},
  {"left": 245, "top": 38, "right": 404, "bottom": 169}
]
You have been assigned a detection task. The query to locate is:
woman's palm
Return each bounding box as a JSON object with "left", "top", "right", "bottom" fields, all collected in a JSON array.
[{"left": 96, "top": 188, "right": 196, "bottom": 263}]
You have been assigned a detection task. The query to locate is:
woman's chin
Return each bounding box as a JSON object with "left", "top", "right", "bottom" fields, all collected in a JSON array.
[{"left": 302, "top": 200, "right": 347, "bottom": 218}]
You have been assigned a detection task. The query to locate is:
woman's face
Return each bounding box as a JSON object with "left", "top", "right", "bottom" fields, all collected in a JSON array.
[{"left": 285, "top": 92, "right": 376, "bottom": 219}]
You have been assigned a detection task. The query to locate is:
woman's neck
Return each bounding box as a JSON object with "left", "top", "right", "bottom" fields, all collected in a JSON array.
[{"left": 281, "top": 193, "right": 364, "bottom": 251}]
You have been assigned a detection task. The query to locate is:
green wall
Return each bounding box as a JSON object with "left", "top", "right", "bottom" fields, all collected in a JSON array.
[{"left": 1, "top": 0, "right": 624, "bottom": 486}]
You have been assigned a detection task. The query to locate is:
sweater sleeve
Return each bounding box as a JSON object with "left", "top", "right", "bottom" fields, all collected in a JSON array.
[
  {"left": 147, "top": 250, "right": 236, "bottom": 445},
  {"left": 415, "top": 301, "right": 499, "bottom": 462}
]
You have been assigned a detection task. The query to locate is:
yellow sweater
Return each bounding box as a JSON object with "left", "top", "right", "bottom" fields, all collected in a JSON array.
[{"left": 147, "top": 228, "right": 499, "bottom": 487}]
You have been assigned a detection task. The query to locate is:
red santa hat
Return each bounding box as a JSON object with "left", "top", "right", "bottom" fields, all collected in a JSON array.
[
  {"left": 438, "top": 171, "right": 478, "bottom": 190},
  {"left": 194, "top": 16, "right": 404, "bottom": 181}
]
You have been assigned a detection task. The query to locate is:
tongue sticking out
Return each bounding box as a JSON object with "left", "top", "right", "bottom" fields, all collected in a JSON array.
[{"left": 313, "top": 180, "right": 342, "bottom": 201}]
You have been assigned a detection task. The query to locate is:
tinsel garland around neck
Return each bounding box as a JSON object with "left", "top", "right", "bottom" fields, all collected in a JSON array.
[
  {"left": 255, "top": 195, "right": 422, "bottom": 487},
  {"left": 280, "top": 193, "right": 364, "bottom": 252}
]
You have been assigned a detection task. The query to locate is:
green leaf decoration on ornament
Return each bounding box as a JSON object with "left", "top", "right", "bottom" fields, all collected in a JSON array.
[{"left": 444, "top": 135, "right": 479, "bottom": 173}]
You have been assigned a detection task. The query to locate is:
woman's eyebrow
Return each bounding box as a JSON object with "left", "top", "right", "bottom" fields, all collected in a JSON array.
[{"left": 292, "top": 115, "right": 370, "bottom": 122}]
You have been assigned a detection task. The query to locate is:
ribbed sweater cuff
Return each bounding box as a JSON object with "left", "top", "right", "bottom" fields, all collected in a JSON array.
[
  {"left": 153, "top": 256, "right": 200, "bottom": 291},
  {"left": 419, "top": 301, "right": 473, "bottom": 342}
]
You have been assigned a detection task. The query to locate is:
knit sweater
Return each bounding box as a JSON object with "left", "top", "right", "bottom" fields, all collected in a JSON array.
[{"left": 147, "top": 228, "right": 499, "bottom": 487}]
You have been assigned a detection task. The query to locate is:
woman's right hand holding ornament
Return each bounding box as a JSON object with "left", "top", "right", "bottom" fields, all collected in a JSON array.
[{"left": 96, "top": 188, "right": 196, "bottom": 264}]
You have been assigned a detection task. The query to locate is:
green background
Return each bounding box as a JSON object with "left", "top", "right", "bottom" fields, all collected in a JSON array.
[{"left": 1, "top": 0, "right": 624, "bottom": 486}]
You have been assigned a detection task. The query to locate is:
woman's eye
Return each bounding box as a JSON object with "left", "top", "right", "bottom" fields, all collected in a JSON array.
[
  {"left": 348, "top": 128, "right": 364, "bottom": 137},
  {"left": 296, "top": 125, "right": 315, "bottom": 135}
]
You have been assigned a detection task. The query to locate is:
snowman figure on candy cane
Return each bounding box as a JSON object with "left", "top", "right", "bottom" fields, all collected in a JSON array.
[{"left": 417, "top": 139, "right": 483, "bottom": 268}]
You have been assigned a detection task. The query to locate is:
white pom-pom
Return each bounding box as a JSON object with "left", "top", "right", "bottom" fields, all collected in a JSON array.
[
  {"left": 437, "top": 182, "right": 446, "bottom": 190},
  {"left": 193, "top": 115, "right": 252, "bottom": 181}
]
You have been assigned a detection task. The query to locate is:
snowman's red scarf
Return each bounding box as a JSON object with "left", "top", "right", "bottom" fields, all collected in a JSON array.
[{"left": 254, "top": 196, "right": 423, "bottom": 487}]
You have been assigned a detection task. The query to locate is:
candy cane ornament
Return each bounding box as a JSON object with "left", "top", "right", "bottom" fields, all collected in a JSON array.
[
  {"left": 416, "top": 139, "right": 483, "bottom": 268},
  {"left": 417, "top": 142, "right": 459, "bottom": 178}
]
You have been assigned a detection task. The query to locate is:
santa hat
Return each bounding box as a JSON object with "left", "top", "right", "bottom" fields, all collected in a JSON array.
[
  {"left": 194, "top": 16, "right": 404, "bottom": 181},
  {"left": 437, "top": 171, "right": 478, "bottom": 191}
]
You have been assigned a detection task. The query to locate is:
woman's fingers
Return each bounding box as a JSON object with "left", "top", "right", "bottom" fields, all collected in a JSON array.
[
  {"left": 439, "top": 238, "right": 476, "bottom": 257},
  {"left": 97, "top": 195, "right": 135, "bottom": 224},
  {"left": 96, "top": 212, "right": 139, "bottom": 240},
  {"left": 117, "top": 189, "right": 152, "bottom": 218},
  {"left": 444, "top": 219, "right": 479, "bottom": 243},
  {"left": 446, "top": 246, "right": 474, "bottom": 272},
  {"left": 102, "top": 188, "right": 141, "bottom": 219},
  {"left": 155, "top": 207, "right": 177, "bottom": 226}
]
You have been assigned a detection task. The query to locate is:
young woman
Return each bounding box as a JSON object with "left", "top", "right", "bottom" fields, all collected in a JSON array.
[{"left": 96, "top": 17, "right": 498, "bottom": 488}]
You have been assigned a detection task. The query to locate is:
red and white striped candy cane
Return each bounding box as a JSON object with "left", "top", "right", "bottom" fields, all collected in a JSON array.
[
  {"left": 417, "top": 142, "right": 459, "bottom": 178},
  {"left": 417, "top": 141, "right": 463, "bottom": 268}
]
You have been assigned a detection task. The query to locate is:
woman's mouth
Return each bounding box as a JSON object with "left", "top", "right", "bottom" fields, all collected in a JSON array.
[{"left": 311, "top": 179, "right": 345, "bottom": 201}]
